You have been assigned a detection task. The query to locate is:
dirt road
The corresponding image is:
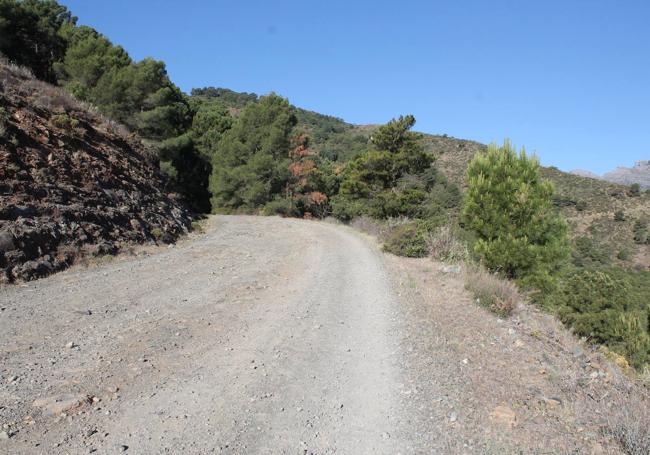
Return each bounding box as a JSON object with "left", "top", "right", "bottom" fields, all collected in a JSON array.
[
  {"left": 0, "top": 216, "right": 631, "bottom": 454},
  {"left": 1, "top": 216, "right": 412, "bottom": 454}
]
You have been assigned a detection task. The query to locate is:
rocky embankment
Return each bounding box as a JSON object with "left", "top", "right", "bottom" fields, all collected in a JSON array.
[{"left": 0, "top": 62, "right": 192, "bottom": 282}]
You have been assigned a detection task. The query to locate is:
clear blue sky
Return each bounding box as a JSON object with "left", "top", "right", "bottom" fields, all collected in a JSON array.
[{"left": 59, "top": 0, "right": 650, "bottom": 174}]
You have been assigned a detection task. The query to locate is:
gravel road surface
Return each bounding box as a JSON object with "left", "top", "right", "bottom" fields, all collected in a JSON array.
[
  {"left": 1, "top": 215, "right": 628, "bottom": 454},
  {"left": 1, "top": 216, "right": 410, "bottom": 454}
]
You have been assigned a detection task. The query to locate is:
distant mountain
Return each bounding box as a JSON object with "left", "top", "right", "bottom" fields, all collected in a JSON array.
[
  {"left": 571, "top": 169, "right": 601, "bottom": 180},
  {"left": 602, "top": 161, "right": 650, "bottom": 189}
]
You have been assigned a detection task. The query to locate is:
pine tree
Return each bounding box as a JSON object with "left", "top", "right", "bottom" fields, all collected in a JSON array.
[
  {"left": 462, "top": 140, "right": 569, "bottom": 288},
  {"left": 209, "top": 94, "right": 296, "bottom": 211}
]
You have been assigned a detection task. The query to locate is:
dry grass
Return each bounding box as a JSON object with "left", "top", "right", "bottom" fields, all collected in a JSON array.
[
  {"left": 604, "top": 392, "right": 650, "bottom": 455},
  {"left": 464, "top": 265, "right": 519, "bottom": 317},
  {"left": 350, "top": 215, "right": 385, "bottom": 238},
  {"left": 0, "top": 58, "right": 132, "bottom": 142},
  {"left": 426, "top": 224, "right": 469, "bottom": 263}
]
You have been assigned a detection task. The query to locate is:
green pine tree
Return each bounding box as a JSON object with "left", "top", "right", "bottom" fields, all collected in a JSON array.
[
  {"left": 462, "top": 140, "right": 569, "bottom": 289},
  {"left": 209, "top": 94, "right": 297, "bottom": 211}
]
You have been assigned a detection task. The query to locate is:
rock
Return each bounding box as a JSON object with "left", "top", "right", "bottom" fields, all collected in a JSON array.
[
  {"left": 0, "top": 430, "right": 9, "bottom": 440},
  {"left": 449, "top": 412, "right": 458, "bottom": 422},
  {"left": 490, "top": 405, "right": 517, "bottom": 428},
  {"left": 572, "top": 346, "right": 585, "bottom": 359},
  {"left": 541, "top": 397, "right": 562, "bottom": 409},
  {"left": 441, "top": 265, "right": 461, "bottom": 274},
  {"left": 33, "top": 394, "right": 91, "bottom": 416},
  {"left": 66, "top": 341, "right": 77, "bottom": 349},
  {"left": 0, "top": 232, "right": 15, "bottom": 253},
  {"left": 380, "top": 431, "right": 391, "bottom": 439}
]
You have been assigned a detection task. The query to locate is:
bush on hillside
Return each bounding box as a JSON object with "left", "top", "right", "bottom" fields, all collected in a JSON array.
[
  {"left": 614, "top": 210, "right": 626, "bottom": 222},
  {"left": 382, "top": 221, "right": 429, "bottom": 257},
  {"left": 633, "top": 219, "right": 648, "bottom": 245},
  {"left": 629, "top": 183, "right": 641, "bottom": 197},
  {"left": 547, "top": 268, "right": 650, "bottom": 369},
  {"left": 427, "top": 225, "right": 469, "bottom": 263},
  {"left": 464, "top": 266, "right": 519, "bottom": 317},
  {"left": 572, "top": 236, "right": 611, "bottom": 267}
]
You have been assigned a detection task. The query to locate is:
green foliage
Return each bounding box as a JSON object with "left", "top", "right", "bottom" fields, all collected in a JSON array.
[
  {"left": 50, "top": 112, "right": 79, "bottom": 130},
  {"left": 614, "top": 210, "right": 626, "bottom": 222},
  {"left": 262, "top": 197, "right": 299, "bottom": 217},
  {"left": 617, "top": 249, "right": 631, "bottom": 261},
  {"left": 0, "top": 0, "right": 75, "bottom": 81},
  {"left": 547, "top": 267, "right": 650, "bottom": 368},
  {"left": 383, "top": 221, "right": 429, "bottom": 257},
  {"left": 332, "top": 115, "right": 434, "bottom": 220},
  {"left": 461, "top": 140, "right": 569, "bottom": 289},
  {"left": 209, "top": 94, "right": 296, "bottom": 211},
  {"left": 573, "top": 236, "right": 611, "bottom": 267},
  {"left": 629, "top": 183, "right": 641, "bottom": 197},
  {"left": 189, "top": 100, "right": 232, "bottom": 159},
  {"left": 633, "top": 219, "right": 648, "bottom": 245},
  {"left": 190, "top": 87, "right": 258, "bottom": 108},
  {"left": 158, "top": 134, "right": 211, "bottom": 213},
  {"left": 576, "top": 200, "right": 587, "bottom": 211}
]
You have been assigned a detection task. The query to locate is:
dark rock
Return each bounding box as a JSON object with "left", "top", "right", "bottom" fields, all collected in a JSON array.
[{"left": 0, "top": 231, "right": 15, "bottom": 253}]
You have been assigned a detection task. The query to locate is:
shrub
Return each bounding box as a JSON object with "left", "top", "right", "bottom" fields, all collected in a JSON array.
[
  {"left": 549, "top": 268, "right": 650, "bottom": 369},
  {"left": 629, "top": 183, "right": 641, "bottom": 197},
  {"left": 614, "top": 210, "right": 626, "bottom": 222},
  {"left": 150, "top": 227, "right": 164, "bottom": 240},
  {"left": 426, "top": 225, "right": 469, "bottom": 263},
  {"left": 605, "top": 393, "right": 650, "bottom": 455},
  {"left": 633, "top": 220, "right": 648, "bottom": 245},
  {"left": 464, "top": 266, "right": 519, "bottom": 317},
  {"left": 461, "top": 140, "right": 569, "bottom": 288},
  {"left": 575, "top": 200, "right": 587, "bottom": 211},
  {"left": 50, "top": 113, "right": 79, "bottom": 130},
  {"left": 262, "top": 198, "right": 299, "bottom": 217},
  {"left": 191, "top": 220, "right": 206, "bottom": 234},
  {"left": 383, "top": 221, "right": 429, "bottom": 257},
  {"left": 617, "top": 249, "right": 631, "bottom": 261},
  {"left": 573, "top": 236, "right": 611, "bottom": 267}
]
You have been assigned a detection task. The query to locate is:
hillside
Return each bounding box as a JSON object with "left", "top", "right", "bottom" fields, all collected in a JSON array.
[
  {"left": 0, "top": 61, "right": 192, "bottom": 282},
  {"left": 421, "top": 133, "right": 650, "bottom": 269},
  {"left": 198, "top": 86, "right": 650, "bottom": 268}
]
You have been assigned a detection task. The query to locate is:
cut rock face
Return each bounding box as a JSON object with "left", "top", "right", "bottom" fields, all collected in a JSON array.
[{"left": 0, "top": 62, "right": 192, "bottom": 283}]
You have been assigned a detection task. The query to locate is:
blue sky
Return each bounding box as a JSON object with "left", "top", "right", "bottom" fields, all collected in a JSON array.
[{"left": 59, "top": 0, "right": 650, "bottom": 174}]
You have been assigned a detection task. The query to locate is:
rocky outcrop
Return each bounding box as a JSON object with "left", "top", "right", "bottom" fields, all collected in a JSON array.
[
  {"left": 0, "top": 62, "right": 192, "bottom": 282},
  {"left": 603, "top": 160, "right": 650, "bottom": 189}
]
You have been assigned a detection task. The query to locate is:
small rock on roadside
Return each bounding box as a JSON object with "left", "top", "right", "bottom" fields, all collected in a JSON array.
[
  {"left": 441, "top": 265, "right": 461, "bottom": 274},
  {"left": 490, "top": 405, "right": 517, "bottom": 428}
]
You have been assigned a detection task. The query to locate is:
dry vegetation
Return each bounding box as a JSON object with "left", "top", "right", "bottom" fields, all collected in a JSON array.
[
  {"left": 464, "top": 265, "right": 520, "bottom": 317},
  {"left": 0, "top": 58, "right": 132, "bottom": 143}
]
